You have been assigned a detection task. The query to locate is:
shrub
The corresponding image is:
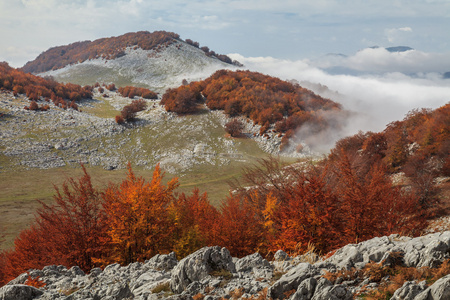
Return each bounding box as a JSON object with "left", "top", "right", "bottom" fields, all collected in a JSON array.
[
  {"left": 120, "top": 99, "right": 147, "bottom": 122},
  {"left": 29, "top": 101, "right": 39, "bottom": 111},
  {"left": 115, "top": 115, "right": 125, "bottom": 124},
  {"left": 225, "top": 119, "right": 244, "bottom": 137}
]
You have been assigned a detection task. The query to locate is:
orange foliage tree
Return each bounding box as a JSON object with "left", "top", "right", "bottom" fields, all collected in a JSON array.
[
  {"left": 274, "top": 169, "right": 342, "bottom": 254},
  {"left": 0, "top": 165, "right": 106, "bottom": 283},
  {"left": 98, "top": 164, "right": 178, "bottom": 266},
  {"left": 169, "top": 189, "right": 220, "bottom": 258},
  {"left": 214, "top": 196, "right": 266, "bottom": 257},
  {"left": 118, "top": 86, "right": 157, "bottom": 99},
  {"left": 0, "top": 62, "right": 92, "bottom": 109}
]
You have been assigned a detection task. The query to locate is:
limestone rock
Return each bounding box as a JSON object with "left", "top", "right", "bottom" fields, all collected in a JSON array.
[
  {"left": 311, "top": 284, "right": 352, "bottom": 300},
  {"left": 415, "top": 274, "right": 450, "bottom": 300},
  {"left": 267, "top": 263, "right": 318, "bottom": 299},
  {"left": 391, "top": 281, "right": 425, "bottom": 300},
  {"left": 170, "top": 246, "right": 236, "bottom": 294},
  {"left": 0, "top": 284, "right": 43, "bottom": 300},
  {"left": 146, "top": 252, "right": 178, "bottom": 271}
]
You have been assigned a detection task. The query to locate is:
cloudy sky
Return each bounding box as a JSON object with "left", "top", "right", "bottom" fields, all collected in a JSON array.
[
  {"left": 1, "top": 0, "right": 449, "bottom": 144},
  {"left": 1, "top": 0, "right": 450, "bottom": 67}
]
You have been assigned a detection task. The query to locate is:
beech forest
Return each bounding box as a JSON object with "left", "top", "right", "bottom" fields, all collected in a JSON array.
[
  {"left": 1, "top": 102, "right": 448, "bottom": 286},
  {"left": 0, "top": 62, "right": 92, "bottom": 110},
  {"left": 161, "top": 70, "right": 343, "bottom": 148}
]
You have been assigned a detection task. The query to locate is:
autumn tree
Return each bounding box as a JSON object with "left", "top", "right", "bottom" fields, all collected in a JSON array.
[
  {"left": 0, "top": 166, "right": 106, "bottom": 283},
  {"left": 34, "top": 165, "right": 107, "bottom": 271},
  {"left": 274, "top": 169, "right": 342, "bottom": 254},
  {"left": 225, "top": 118, "right": 244, "bottom": 137},
  {"left": 328, "top": 149, "right": 424, "bottom": 244},
  {"left": 160, "top": 85, "right": 202, "bottom": 114},
  {"left": 120, "top": 99, "right": 147, "bottom": 122},
  {"left": 117, "top": 86, "right": 157, "bottom": 99},
  {"left": 99, "top": 164, "right": 178, "bottom": 266},
  {"left": 214, "top": 196, "right": 265, "bottom": 257},
  {"left": 169, "top": 189, "right": 219, "bottom": 258}
]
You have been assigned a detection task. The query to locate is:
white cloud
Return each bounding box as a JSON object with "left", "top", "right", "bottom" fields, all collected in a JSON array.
[
  {"left": 311, "top": 48, "right": 450, "bottom": 74},
  {"left": 230, "top": 53, "right": 450, "bottom": 151},
  {"left": 385, "top": 26, "right": 413, "bottom": 43}
]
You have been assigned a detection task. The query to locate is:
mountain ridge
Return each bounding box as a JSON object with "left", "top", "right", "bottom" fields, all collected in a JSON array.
[{"left": 21, "top": 31, "right": 239, "bottom": 74}]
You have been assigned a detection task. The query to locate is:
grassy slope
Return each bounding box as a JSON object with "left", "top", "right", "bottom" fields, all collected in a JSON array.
[{"left": 0, "top": 95, "right": 287, "bottom": 250}]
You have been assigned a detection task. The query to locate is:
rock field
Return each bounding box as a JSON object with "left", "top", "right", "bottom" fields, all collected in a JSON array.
[{"left": 1, "top": 231, "right": 449, "bottom": 299}]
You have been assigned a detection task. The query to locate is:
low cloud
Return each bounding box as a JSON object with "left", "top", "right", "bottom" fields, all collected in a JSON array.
[
  {"left": 229, "top": 52, "right": 450, "bottom": 152},
  {"left": 311, "top": 48, "right": 450, "bottom": 74},
  {"left": 385, "top": 26, "right": 413, "bottom": 43}
]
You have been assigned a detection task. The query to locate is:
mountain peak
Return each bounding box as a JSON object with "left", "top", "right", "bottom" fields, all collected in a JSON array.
[{"left": 21, "top": 31, "right": 238, "bottom": 75}]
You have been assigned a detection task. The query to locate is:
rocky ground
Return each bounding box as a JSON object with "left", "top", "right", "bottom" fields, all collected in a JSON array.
[
  {"left": 0, "top": 90, "right": 313, "bottom": 174},
  {"left": 38, "top": 42, "right": 236, "bottom": 94},
  {"left": 1, "top": 231, "right": 449, "bottom": 299}
]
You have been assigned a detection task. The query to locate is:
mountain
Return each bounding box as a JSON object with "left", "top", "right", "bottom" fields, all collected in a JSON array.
[
  {"left": 385, "top": 45, "right": 414, "bottom": 52},
  {"left": 21, "top": 31, "right": 240, "bottom": 93}
]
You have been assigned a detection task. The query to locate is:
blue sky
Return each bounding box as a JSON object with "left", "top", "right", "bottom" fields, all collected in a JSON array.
[{"left": 1, "top": 0, "right": 449, "bottom": 67}]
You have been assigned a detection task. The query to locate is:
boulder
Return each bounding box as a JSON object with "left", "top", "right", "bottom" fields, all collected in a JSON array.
[
  {"left": 235, "top": 252, "right": 273, "bottom": 279},
  {"left": 146, "top": 252, "right": 178, "bottom": 271},
  {"left": 0, "top": 284, "right": 43, "bottom": 300},
  {"left": 415, "top": 274, "right": 450, "bottom": 300},
  {"left": 267, "top": 263, "right": 318, "bottom": 299},
  {"left": 291, "top": 277, "right": 317, "bottom": 300},
  {"left": 391, "top": 281, "right": 425, "bottom": 300},
  {"left": 170, "top": 246, "right": 236, "bottom": 294},
  {"left": 311, "top": 284, "right": 352, "bottom": 300}
]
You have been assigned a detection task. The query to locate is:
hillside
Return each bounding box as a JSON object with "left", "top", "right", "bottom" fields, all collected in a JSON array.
[
  {"left": 161, "top": 70, "right": 344, "bottom": 151},
  {"left": 0, "top": 62, "right": 92, "bottom": 108},
  {"left": 21, "top": 31, "right": 240, "bottom": 93}
]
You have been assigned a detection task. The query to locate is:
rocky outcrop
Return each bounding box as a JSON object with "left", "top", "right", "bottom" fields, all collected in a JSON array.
[
  {"left": 170, "top": 246, "right": 236, "bottom": 294},
  {"left": 0, "top": 231, "right": 449, "bottom": 299},
  {"left": 0, "top": 284, "right": 43, "bottom": 300}
]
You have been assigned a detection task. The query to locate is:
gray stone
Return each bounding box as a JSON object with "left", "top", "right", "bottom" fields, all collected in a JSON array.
[
  {"left": 0, "top": 284, "right": 43, "bottom": 300},
  {"left": 391, "top": 281, "right": 425, "bottom": 300},
  {"left": 170, "top": 246, "right": 236, "bottom": 294},
  {"left": 69, "top": 266, "right": 85, "bottom": 276},
  {"left": 415, "top": 274, "right": 450, "bottom": 300},
  {"left": 311, "top": 285, "right": 352, "bottom": 300},
  {"left": 146, "top": 252, "right": 178, "bottom": 271},
  {"left": 267, "top": 263, "right": 318, "bottom": 300},
  {"left": 274, "top": 250, "right": 291, "bottom": 261},
  {"left": 235, "top": 252, "right": 273, "bottom": 280},
  {"left": 291, "top": 277, "right": 317, "bottom": 300}
]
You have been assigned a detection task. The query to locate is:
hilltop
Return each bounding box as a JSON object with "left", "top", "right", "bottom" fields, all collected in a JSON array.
[{"left": 21, "top": 31, "right": 240, "bottom": 93}]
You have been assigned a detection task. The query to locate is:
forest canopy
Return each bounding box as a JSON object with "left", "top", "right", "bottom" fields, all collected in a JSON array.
[
  {"left": 161, "top": 70, "right": 343, "bottom": 147},
  {"left": 0, "top": 62, "right": 92, "bottom": 109}
]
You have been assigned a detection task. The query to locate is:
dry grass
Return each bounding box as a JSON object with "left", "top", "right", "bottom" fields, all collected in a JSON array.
[
  {"left": 229, "top": 287, "right": 245, "bottom": 299},
  {"left": 151, "top": 281, "right": 171, "bottom": 294},
  {"left": 242, "top": 287, "right": 268, "bottom": 300},
  {"left": 351, "top": 258, "right": 450, "bottom": 299},
  {"left": 292, "top": 241, "right": 322, "bottom": 264}
]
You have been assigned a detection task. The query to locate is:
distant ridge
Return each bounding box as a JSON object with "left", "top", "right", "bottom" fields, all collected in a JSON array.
[
  {"left": 386, "top": 46, "right": 414, "bottom": 52},
  {"left": 21, "top": 31, "right": 238, "bottom": 74},
  {"left": 369, "top": 45, "right": 414, "bottom": 52}
]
